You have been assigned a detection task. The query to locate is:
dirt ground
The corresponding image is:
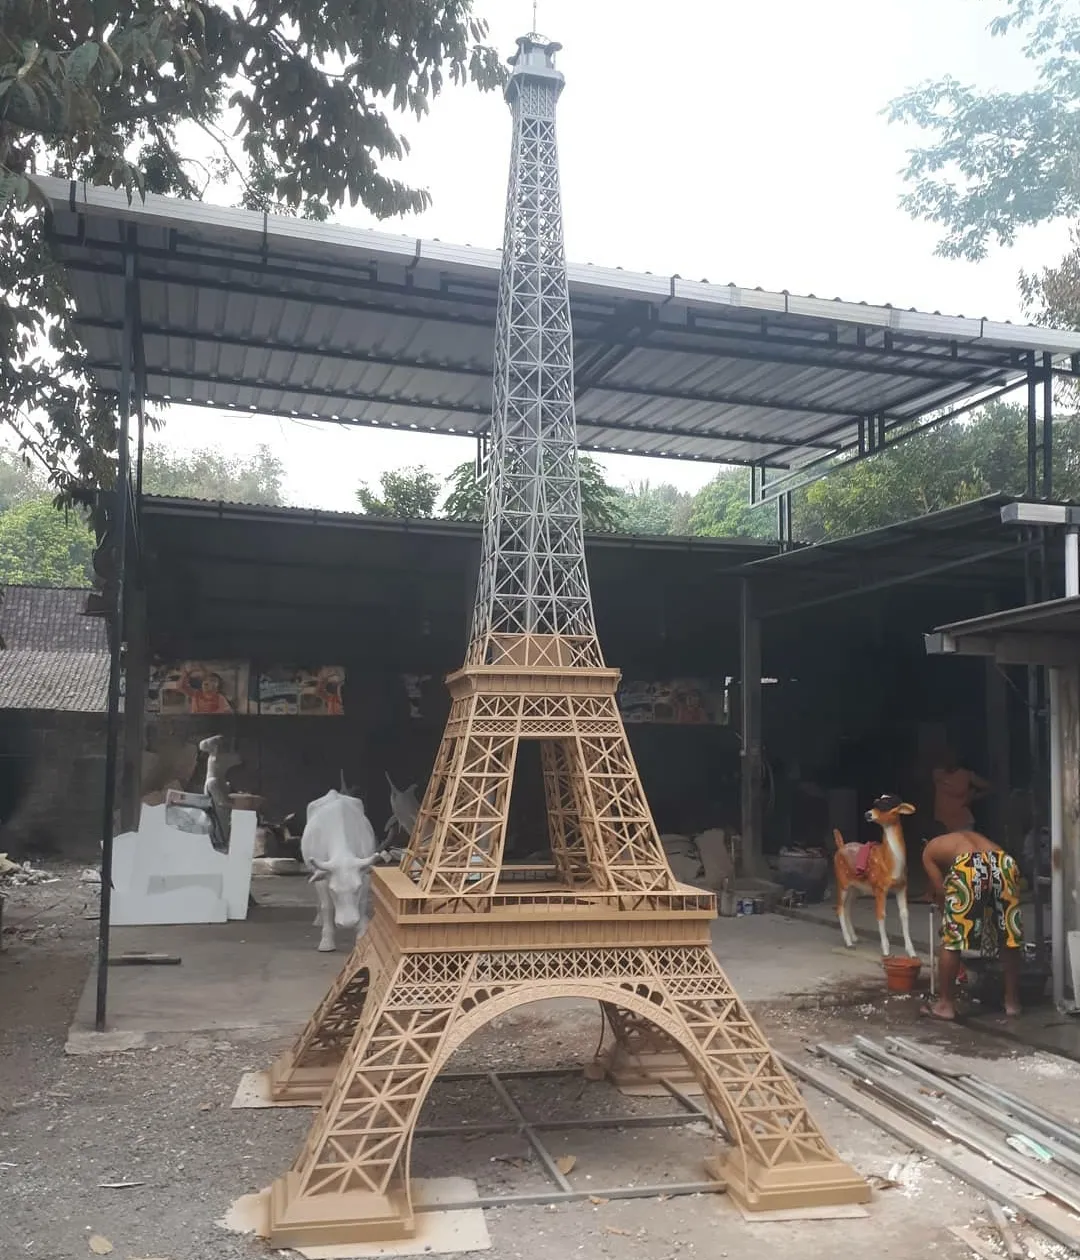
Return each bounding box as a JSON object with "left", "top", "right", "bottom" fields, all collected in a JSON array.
[{"left": 3, "top": 866, "right": 1079, "bottom": 1260}]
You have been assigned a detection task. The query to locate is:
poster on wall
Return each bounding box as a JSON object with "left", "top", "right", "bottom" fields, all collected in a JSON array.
[
  {"left": 617, "top": 679, "right": 727, "bottom": 726},
  {"left": 257, "top": 666, "right": 346, "bottom": 715},
  {"left": 148, "top": 661, "right": 250, "bottom": 715}
]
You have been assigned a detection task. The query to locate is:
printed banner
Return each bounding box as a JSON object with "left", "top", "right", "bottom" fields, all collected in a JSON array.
[
  {"left": 617, "top": 679, "right": 727, "bottom": 726},
  {"left": 149, "top": 661, "right": 250, "bottom": 716},
  {"left": 257, "top": 666, "right": 345, "bottom": 716}
]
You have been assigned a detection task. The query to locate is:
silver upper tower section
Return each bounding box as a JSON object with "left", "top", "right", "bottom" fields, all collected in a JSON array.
[{"left": 467, "top": 34, "right": 602, "bottom": 670}]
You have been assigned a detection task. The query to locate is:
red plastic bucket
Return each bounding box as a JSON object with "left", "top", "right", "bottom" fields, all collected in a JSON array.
[{"left": 882, "top": 955, "right": 922, "bottom": 994}]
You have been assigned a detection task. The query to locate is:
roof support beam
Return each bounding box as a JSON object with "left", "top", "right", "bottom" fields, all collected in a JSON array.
[
  {"left": 63, "top": 258, "right": 1013, "bottom": 388},
  {"left": 925, "top": 629, "right": 1078, "bottom": 668},
  {"left": 751, "top": 375, "right": 1022, "bottom": 505},
  {"left": 757, "top": 541, "right": 1032, "bottom": 619},
  {"left": 93, "top": 372, "right": 835, "bottom": 460},
  {"left": 586, "top": 377, "right": 858, "bottom": 423},
  {"left": 621, "top": 327, "right": 1008, "bottom": 386},
  {"left": 87, "top": 364, "right": 493, "bottom": 421},
  {"left": 58, "top": 230, "right": 1023, "bottom": 378},
  {"left": 76, "top": 318, "right": 494, "bottom": 381}
]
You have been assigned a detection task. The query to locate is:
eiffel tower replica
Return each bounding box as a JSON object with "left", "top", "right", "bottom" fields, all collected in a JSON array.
[{"left": 265, "top": 33, "right": 868, "bottom": 1247}]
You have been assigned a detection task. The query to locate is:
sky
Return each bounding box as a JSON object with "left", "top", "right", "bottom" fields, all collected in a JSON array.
[{"left": 152, "top": 0, "right": 1073, "bottom": 512}]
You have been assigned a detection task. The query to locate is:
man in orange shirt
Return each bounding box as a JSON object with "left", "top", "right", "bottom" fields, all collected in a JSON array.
[{"left": 933, "top": 748, "right": 990, "bottom": 834}]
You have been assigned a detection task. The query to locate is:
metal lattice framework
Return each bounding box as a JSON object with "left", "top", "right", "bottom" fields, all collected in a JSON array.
[
  {"left": 469, "top": 36, "right": 598, "bottom": 670},
  {"left": 264, "top": 35, "right": 868, "bottom": 1247}
]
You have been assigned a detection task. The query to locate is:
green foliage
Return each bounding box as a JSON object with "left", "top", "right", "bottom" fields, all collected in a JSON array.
[
  {"left": 1020, "top": 225, "right": 1080, "bottom": 328},
  {"left": 141, "top": 442, "right": 285, "bottom": 504},
  {"left": 0, "top": 495, "right": 94, "bottom": 586},
  {"left": 0, "top": 1, "right": 505, "bottom": 494},
  {"left": 887, "top": 0, "right": 1080, "bottom": 260},
  {"left": 686, "top": 468, "right": 775, "bottom": 539},
  {"left": 442, "top": 460, "right": 486, "bottom": 522},
  {"left": 442, "top": 456, "right": 626, "bottom": 532},
  {"left": 357, "top": 466, "right": 441, "bottom": 518},
  {"left": 799, "top": 403, "right": 1080, "bottom": 540},
  {"left": 0, "top": 447, "right": 46, "bottom": 510},
  {"left": 578, "top": 456, "right": 626, "bottom": 532},
  {"left": 617, "top": 481, "right": 693, "bottom": 536}
]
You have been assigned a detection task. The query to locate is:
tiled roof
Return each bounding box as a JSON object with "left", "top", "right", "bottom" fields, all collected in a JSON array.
[
  {"left": 0, "top": 586, "right": 106, "bottom": 652},
  {"left": 0, "top": 649, "right": 108, "bottom": 712},
  {"left": 0, "top": 588, "right": 108, "bottom": 712}
]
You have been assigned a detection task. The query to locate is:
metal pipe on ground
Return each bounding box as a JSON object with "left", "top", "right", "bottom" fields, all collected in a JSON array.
[
  {"left": 415, "top": 1178, "right": 726, "bottom": 1214},
  {"left": 850, "top": 1036, "right": 1080, "bottom": 1178},
  {"left": 814, "top": 1043, "right": 1080, "bottom": 1216},
  {"left": 885, "top": 1035, "right": 1080, "bottom": 1156},
  {"left": 781, "top": 1051, "right": 1080, "bottom": 1254}
]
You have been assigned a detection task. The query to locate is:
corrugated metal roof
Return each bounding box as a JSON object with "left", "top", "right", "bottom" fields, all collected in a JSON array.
[
  {"left": 933, "top": 595, "right": 1080, "bottom": 642},
  {"left": 0, "top": 648, "right": 108, "bottom": 711},
  {"left": 37, "top": 176, "right": 1080, "bottom": 481},
  {"left": 745, "top": 495, "right": 1036, "bottom": 615}
]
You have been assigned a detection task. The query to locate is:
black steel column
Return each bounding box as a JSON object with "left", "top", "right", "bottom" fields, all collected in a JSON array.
[
  {"left": 95, "top": 239, "right": 136, "bottom": 1032},
  {"left": 739, "top": 579, "right": 763, "bottom": 877},
  {"left": 1025, "top": 536, "right": 1047, "bottom": 964},
  {"left": 983, "top": 593, "right": 1010, "bottom": 848},
  {"left": 1027, "top": 352, "right": 1038, "bottom": 499},
  {"left": 1043, "top": 350, "right": 1054, "bottom": 501},
  {"left": 119, "top": 585, "right": 147, "bottom": 833}
]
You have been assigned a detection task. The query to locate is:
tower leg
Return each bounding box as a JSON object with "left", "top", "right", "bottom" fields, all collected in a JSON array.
[
  {"left": 268, "top": 936, "right": 376, "bottom": 1104},
  {"left": 595, "top": 1002, "right": 703, "bottom": 1095},
  {"left": 268, "top": 941, "right": 868, "bottom": 1246}
]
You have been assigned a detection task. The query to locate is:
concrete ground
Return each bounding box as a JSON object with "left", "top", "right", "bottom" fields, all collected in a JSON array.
[
  {"left": 66, "top": 874, "right": 892, "bottom": 1051},
  {"left": 3, "top": 864, "right": 1080, "bottom": 1260}
]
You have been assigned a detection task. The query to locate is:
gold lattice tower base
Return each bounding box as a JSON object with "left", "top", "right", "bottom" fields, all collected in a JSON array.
[{"left": 264, "top": 653, "right": 868, "bottom": 1246}]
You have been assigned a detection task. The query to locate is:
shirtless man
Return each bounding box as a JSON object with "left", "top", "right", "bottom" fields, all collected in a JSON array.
[{"left": 922, "top": 829, "right": 1023, "bottom": 1020}]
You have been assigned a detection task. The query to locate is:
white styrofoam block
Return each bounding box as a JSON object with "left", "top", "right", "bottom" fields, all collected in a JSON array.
[
  {"left": 108, "top": 804, "right": 255, "bottom": 925},
  {"left": 222, "top": 810, "right": 256, "bottom": 919}
]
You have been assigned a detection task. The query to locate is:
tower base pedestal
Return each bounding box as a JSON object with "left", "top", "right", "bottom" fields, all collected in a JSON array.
[
  {"left": 269, "top": 1173, "right": 415, "bottom": 1248},
  {"left": 265, "top": 869, "right": 868, "bottom": 1247},
  {"left": 706, "top": 1152, "right": 871, "bottom": 1213},
  {"left": 267, "top": 1053, "right": 336, "bottom": 1106}
]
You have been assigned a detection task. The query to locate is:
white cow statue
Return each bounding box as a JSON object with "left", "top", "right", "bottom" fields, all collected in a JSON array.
[
  {"left": 384, "top": 771, "right": 420, "bottom": 847},
  {"left": 302, "top": 774, "right": 380, "bottom": 952}
]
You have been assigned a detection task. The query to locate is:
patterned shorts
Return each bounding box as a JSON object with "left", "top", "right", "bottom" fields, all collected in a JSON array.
[{"left": 941, "top": 851, "right": 1023, "bottom": 953}]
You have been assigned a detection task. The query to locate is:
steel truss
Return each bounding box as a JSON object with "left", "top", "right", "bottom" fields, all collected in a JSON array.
[{"left": 261, "top": 33, "right": 868, "bottom": 1247}]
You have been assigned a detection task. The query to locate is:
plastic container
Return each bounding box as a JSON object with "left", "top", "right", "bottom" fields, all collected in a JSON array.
[{"left": 882, "top": 955, "right": 922, "bottom": 994}]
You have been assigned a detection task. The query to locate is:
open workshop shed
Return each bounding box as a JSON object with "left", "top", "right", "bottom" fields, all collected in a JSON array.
[{"left": 32, "top": 174, "right": 1080, "bottom": 1017}]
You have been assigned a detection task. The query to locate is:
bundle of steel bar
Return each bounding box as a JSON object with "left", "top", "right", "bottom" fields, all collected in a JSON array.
[{"left": 779, "top": 1038, "right": 1080, "bottom": 1253}]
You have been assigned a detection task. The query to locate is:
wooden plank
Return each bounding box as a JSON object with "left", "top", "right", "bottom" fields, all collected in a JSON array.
[
  {"left": 779, "top": 1053, "right": 1080, "bottom": 1254},
  {"left": 987, "top": 1202, "right": 1024, "bottom": 1260},
  {"left": 107, "top": 953, "right": 182, "bottom": 966}
]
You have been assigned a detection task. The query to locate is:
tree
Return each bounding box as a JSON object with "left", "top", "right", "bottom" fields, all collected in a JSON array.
[
  {"left": 0, "top": 448, "right": 46, "bottom": 511},
  {"left": 442, "top": 456, "right": 627, "bottom": 532},
  {"left": 357, "top": 466, "right": 441, "bottom": 518},
  {"left": 887, "top": 0, "right": 1080, "bottom": 260},
  {"left": 1, "top": 3, "right": 505, "bottom": 494},
  {"left": 686, "top": 469, "right": 775, "bottom": 540},
  {"left": 0, "top": 495, "right": 94, "bottom": 586},
  {"left": 141, "top": 442, "right": 285, "bottom": 504},
  {"left": 618, "top": 481, "right": 693, "bottom": 536},
  {"left": 798, "top": 403, "right": 1080, "bottom": 540}
]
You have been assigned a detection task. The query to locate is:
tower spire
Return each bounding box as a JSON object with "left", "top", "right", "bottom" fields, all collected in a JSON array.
[{"left": 468, "top": 33, "right": 601, "bottom": 671}]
